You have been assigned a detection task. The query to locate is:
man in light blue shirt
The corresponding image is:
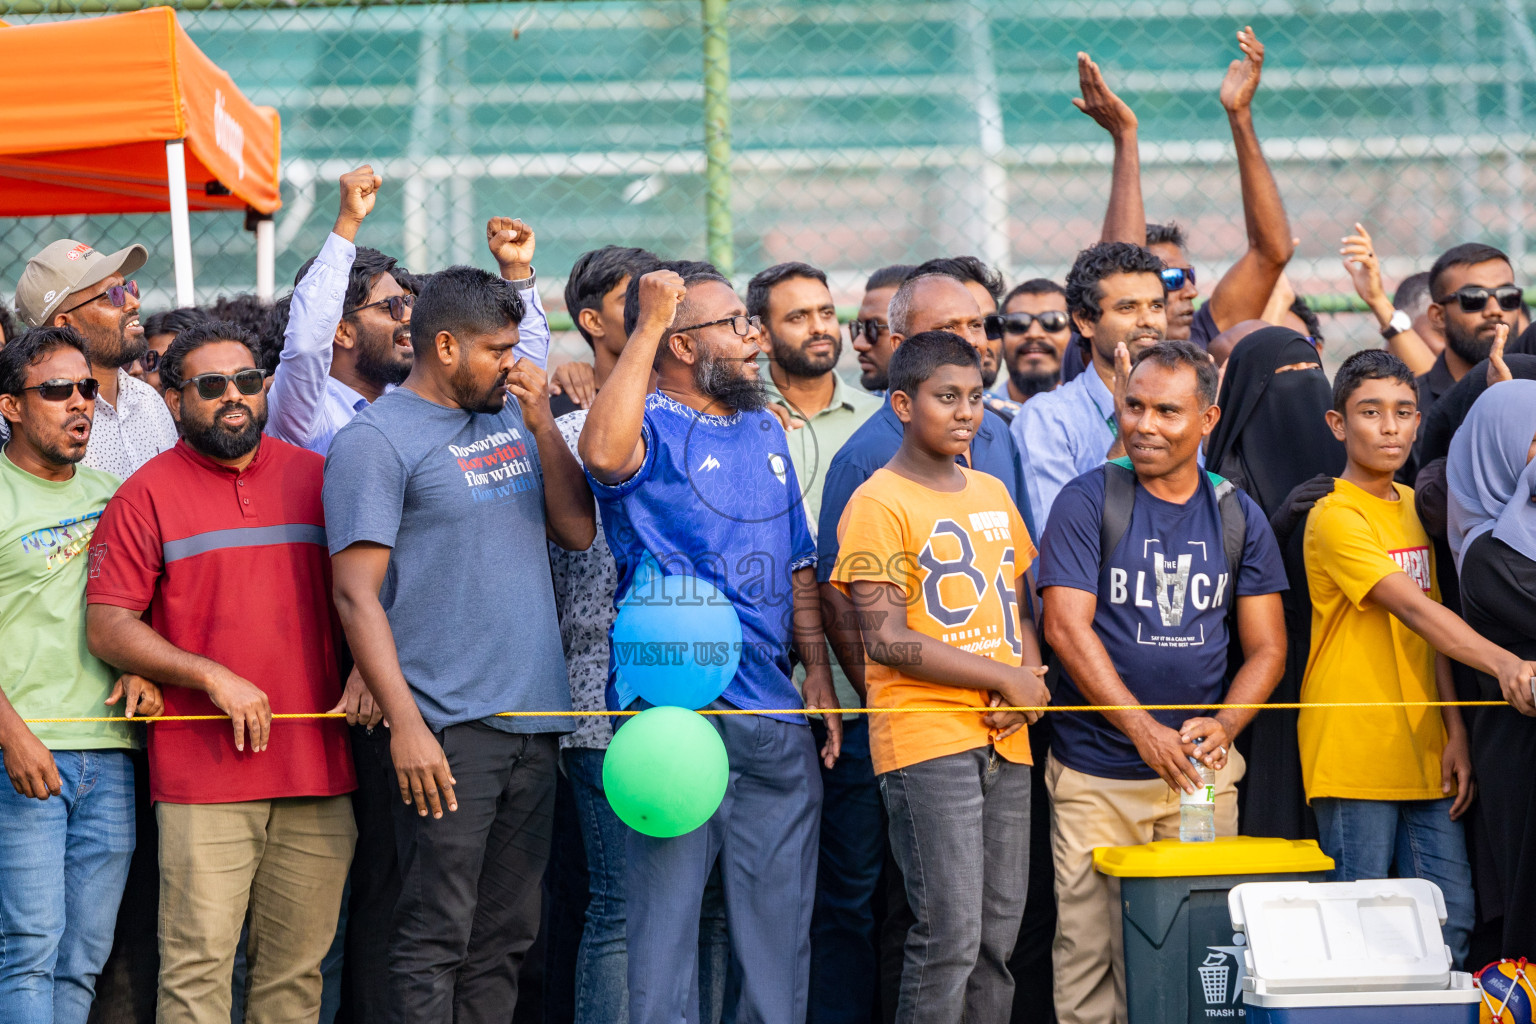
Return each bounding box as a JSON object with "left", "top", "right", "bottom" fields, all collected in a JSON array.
[
  {"left": 1012, "top": 242, "right": 1167, "bottom": 526},
  {"left": 265, "top": 167, "right": 550, "bottom": 455}
]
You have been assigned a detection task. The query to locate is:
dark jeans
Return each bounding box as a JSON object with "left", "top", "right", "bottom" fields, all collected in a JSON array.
[
  {"left": 626, "top": 703, "right": 821, "bottom": 1024},
  {"left": 808, "top": 718, "right": 884, "bottom": 1024},
  {"left": 388, "top": 724, "right": 558, "bottom": 1024},
  {"left": 1313, "top": 796, "right": 1474, "bottom": 968},
  {"left": 335, "top": 724, "right": 401, "bottom": 1024},
  {"left": 880, "top": 747, "right": 1030, "bottom": 1024}
]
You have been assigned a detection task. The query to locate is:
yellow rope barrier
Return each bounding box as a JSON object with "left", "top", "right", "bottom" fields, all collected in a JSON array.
[{"left": 20, "top": 700, "right": 1515, "bottom": 725}]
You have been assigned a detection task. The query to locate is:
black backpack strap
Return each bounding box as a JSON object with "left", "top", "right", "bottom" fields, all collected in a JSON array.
[
  {"left": 1099, "top": 459, "right": 1137, "bottom": 572},
  {"left": 1211, "top": 475, "right": 1247, "bottom": 600}
]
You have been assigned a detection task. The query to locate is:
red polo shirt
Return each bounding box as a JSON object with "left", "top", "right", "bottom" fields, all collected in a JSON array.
[{"left": 87, "top": 437, "right": 356, "bottom": 804}]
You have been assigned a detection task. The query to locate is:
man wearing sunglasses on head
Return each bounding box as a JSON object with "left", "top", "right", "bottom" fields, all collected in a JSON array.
[
  {"left": 86, "top": 320, "right": 357, "bottom": 1024},
  {"left": 265, "top": 166, "right": 552, "bottom": 457},
  {"left": 14, "top": 238, "right": 177, "bottom": 480}
]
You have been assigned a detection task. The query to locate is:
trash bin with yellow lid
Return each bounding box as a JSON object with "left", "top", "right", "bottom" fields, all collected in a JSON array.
[{"left": 1092, "top": 836, "right": 1334, "bottom": 1024}]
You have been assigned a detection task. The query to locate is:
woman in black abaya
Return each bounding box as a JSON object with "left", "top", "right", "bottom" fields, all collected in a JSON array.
[{"left": 1206, "top": 327, "right": 1344, "bottom": 840}]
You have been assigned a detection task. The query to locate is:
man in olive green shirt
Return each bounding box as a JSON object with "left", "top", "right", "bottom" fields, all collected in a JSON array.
[
  {"left": 747, "top": 261, "right": 883, "bottom": 1024},
  {"left": 0, "top": 325, "right": 161, "bottom": 1024}
]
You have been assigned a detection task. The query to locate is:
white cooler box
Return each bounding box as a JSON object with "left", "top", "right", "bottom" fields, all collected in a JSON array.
[{"left": 1227, "top": 878, "right": 1480, "bottom": 1023}]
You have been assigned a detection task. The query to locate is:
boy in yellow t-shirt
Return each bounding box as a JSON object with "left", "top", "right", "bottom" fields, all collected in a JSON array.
[
  {"left": 831, "top": 331, "right": 1048, "bottom": 1024},
  {"left": 1302, "top": 349, "right": 1536, "bottom": 968}
]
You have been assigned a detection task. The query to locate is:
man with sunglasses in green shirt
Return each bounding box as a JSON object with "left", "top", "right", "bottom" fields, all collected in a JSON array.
[{"left": 14, "top": 238, "right": 176, "bottom": 480}]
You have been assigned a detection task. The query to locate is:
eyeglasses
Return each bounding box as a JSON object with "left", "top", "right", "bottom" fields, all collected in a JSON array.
[
  {"left": 345, "top": 293, "right": 414, "bottom": 322},
  {"left": 1160, "top": 267, "right": 1196, "bottom": 292},
  {"left": 674, "top": 314, "right": 762, "bottom": 337},
  {"left": 984, "top": 311, "right": 1070, "bottom": 339},
  {"left": 140, "top": 349, "right": 161, "bottom": 373},
  {"left": 14, "top": 377, "right": 100, "bottom": 402},
  {"left": 848, "top": 318, "right": 888, "bottom": 342},
  {"left": 58, "top": 280, "right": 139, "bottom": 317},
  {"left": 179, "top": 369, "right": 267, "bottom": 401},
  {"left": 1435, "top": 285, "right": 1523, "bottom": 313}
]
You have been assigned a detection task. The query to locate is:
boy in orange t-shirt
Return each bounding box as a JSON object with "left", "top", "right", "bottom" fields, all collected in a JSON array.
[{"left": 832, "top": 330, "right": 1048, "bottom": 1024}]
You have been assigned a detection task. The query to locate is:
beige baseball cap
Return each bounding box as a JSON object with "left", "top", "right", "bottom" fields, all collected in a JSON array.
[{"left": 15, "top": 239, "right": 149, "bottom": 328}]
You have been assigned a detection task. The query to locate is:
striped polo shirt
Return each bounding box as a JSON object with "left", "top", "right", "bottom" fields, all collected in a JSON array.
[{"left": 86, "top": 437, "right": 355, "bottom": 804}]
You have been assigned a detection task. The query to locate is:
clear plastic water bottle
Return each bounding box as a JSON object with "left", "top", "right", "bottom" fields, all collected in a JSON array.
[{"left": 1179, "top": 756, "right": 1216, "bottom": 843}]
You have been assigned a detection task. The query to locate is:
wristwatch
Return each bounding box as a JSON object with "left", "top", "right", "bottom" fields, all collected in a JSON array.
[{"left": 1380, "top": 308, "right": 1411, "bottom": 340}]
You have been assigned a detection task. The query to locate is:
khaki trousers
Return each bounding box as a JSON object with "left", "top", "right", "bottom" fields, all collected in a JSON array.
[
  {"left": 156, "top": 796, "right": 355, "bottom": 1024},
  {"left": 1046, "top": 749, "right": 1244, "bottom": 1024}
]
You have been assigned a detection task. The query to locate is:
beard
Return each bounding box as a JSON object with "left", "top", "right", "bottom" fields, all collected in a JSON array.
[
  {"left": 694, "top": 345, "right": 769, "bottom": 413},
  {"left": 859, "top": 363, "right": 888, "bottom": 393},
  {"left": 356, "top": 323, "right": 413, "bottom": 388},
  {"left": 451, "top": 363, "right": 508, "bottom": 414},
  {"left": 1008, "top": 367, "right": 1058, "bottom": 399},
  {"left": 185, "top": 400, "right": 268, "bottom": 460},
  {"left": 20, "top": 413, "right": 90, "bottom": 468},
  {"left": 92, "top": 310, "right": 147, "bottom": 369},
  {"left": 771, "top": 332, "right": 841, "bottom": 379},
  {"left": 1444, "top": 317, "right": 1496, "bottom": 366}
]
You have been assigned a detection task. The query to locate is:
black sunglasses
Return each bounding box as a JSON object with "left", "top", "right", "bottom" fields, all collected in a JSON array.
[
  {"left": 985, "top": 311, "right": 1070, "bottom": 339},
  {"left": 1435, "top": 285, "right": 1523, "bottom": 314},
  {"left": 848, "top": 318, "right": 887, "bottom": 342},
  {"left": 59, "top": 280, "right": 139, "bottom": 317},
  {"left": 1160, "top": 267, "right": 1196, "bottom": 292},
  {"left": 15, "top": 377, "right": 100, "bottom": 402},
  {"left": 674, "top": 314, "right": 762, "bottom": 337},
  {"left": 345, "top": 293, "right": 414, "bottom": 322},
  {"left": 180, "top": 369, "right": 267, "bottom": 401}
]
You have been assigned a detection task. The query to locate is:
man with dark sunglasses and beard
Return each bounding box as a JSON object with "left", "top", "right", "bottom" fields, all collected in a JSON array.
[
  {"left": 266, "top": 166, "right": 552, "bottom": 456},
  {"left": 14, "top": 238, "right": 176, "bottom": 480},
  {"left": 86, "top": 321, "right": 357, "bottom": 1024},
  {"left": 994, "top": 279, "right": 1069, "bottom": 405},
  {"left": 581, "top": 261, "right": 838, "bottom": 1024}
]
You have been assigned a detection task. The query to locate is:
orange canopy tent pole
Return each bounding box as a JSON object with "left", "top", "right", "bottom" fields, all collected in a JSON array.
[{"left": 0, "top": 7, "right": 282, "bottom": 302}]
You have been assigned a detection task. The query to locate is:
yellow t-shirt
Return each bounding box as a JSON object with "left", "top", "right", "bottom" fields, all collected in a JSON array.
[
  {"left": 1300, "top": 477, "right": 1446, "bottom": 802},
  {"left": 831, "top": 467, "right": 1036, "bottom": 775}
]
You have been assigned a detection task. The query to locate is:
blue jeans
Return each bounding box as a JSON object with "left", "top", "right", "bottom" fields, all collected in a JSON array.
[
  {"left": 808, "top": 718, "right": 884, "bottom": 1024},
  {"left": 625, "top": 702, "right": 821, "bottom": 1024},
  {"left": 880, "top": 747, "right": 1030, "bottom": 1024},
  {"left": 1313, "top": 796, "right": 1473, "bottom": 967},
  {"left": 0, "top": 749, "right": 136, "bottom": 1024},
  {"left": 564, "top": 746, "right": 728, "bottom": 1024}
]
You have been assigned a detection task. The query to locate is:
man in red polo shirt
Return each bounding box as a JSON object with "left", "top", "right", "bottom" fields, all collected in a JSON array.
[{"left": 84, "top": 321, "right": 356, "bottom": 1024}]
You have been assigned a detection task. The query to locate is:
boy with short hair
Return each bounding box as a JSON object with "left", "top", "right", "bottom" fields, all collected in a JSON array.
[
  {"left": 831, "top": 330, "right": 1049, "bottom": 1024},
  {"left": 1302, "top": 348, "right": 1536, "bottom": 968}
]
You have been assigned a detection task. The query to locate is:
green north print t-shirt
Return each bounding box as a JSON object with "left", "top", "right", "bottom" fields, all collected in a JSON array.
[{"left": 0, "top": 448, "right": 136, "bottom": 751}]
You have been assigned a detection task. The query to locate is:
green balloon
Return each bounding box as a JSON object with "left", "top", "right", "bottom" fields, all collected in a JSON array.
[{"left": 603, "top": 706, "right": 729, "bottom": 838}]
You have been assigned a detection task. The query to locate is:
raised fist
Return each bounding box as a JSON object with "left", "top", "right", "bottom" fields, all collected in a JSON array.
[
  {"left": 337, "top": 165, "right": 382, "bottom": 229},
  {"left": 635, "top": 269, "right": 688, "bottom": 335},
  {"left": 487, "top": 217, "right": 535, "bottom": 270}
]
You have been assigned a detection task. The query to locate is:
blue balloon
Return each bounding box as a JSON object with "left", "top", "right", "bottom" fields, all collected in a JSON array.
[{"left": 611, "top": 574, "right": 742, "bottom": 709}]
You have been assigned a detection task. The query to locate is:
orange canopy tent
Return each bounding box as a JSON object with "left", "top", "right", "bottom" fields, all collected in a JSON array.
[{"left": 0, "top": 7, "right": 283, "bottom": 302}]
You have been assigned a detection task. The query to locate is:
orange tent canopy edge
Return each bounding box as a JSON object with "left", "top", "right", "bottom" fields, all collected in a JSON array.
[{"left": 0, "top": 6, "right": 281, "bottom": 217}]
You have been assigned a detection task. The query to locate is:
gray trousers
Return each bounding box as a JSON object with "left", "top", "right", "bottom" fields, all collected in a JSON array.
[
  {"left": 880, "top": 746, "right": 1031, "bottom": 1024},
  {"left": 626, "top": 703, "right": 822, "bottom": 1024}
]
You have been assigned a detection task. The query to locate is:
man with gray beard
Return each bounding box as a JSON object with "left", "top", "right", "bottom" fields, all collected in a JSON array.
[{"left": 13, "top": 238, "right": 176, "bottom": 479}]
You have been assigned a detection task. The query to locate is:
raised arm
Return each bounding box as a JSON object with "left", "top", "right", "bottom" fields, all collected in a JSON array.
[
  {"left": 86, "top": 603, "right": 271, "bottom": 753},
  {"left": 487, "top": 217, "right": 552, "bottom": 370},
  {"left": 1074, "top": 53, "right": 1146, "bottom": 246},
  {"left": 1340, "top": 223, "right": 1437, "bottom": 375},
  {"left": 1204, "top": 26, "right": 1296, "bottom": 333},
  {"left": 331, "top": 542, "right": 457, "bottom": 819},
  {"left": 1042, "top": 585, "right": 1205, "bottom": 793},
  {"left": 265, "top": 166, "right": 377, "bottom": 446},
  {"left": 1367, "top": 572, "right": 1536, "bottom": 713},
  {"left": 579, "top": 269, "right": 686, "bottom": 483}
]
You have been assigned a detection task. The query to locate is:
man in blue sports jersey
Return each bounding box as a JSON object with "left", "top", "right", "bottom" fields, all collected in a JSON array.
[{"left": 580, "top": 261, "right": 840, "bottom": 1024}]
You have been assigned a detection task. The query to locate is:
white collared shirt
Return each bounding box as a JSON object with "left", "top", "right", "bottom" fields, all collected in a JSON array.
[{"left": 82, "top": 368, "right": 178, "bottom": 480}]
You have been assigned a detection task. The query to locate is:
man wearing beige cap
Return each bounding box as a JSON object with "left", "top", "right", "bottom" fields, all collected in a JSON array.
[{"left": 15, "top": 240, "right": 177, "bottom": 480}]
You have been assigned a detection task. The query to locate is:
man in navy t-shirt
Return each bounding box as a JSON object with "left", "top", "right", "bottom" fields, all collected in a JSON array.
[
  {"left": 580, "top": 260, "right": 837, "bottom": 1024},
  {"left": 1036, "top": 340, "right": 1287, "bottom": 1024}
]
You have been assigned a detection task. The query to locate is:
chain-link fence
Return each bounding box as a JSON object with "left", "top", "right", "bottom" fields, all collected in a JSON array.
[{"left": 5, "top": 0, "right": 1536, "bottom": 365}]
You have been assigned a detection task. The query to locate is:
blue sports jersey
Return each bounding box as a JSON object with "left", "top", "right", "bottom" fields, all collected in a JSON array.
[{"left": 588, "top": 392, "right": 817, "bottom": 722}]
